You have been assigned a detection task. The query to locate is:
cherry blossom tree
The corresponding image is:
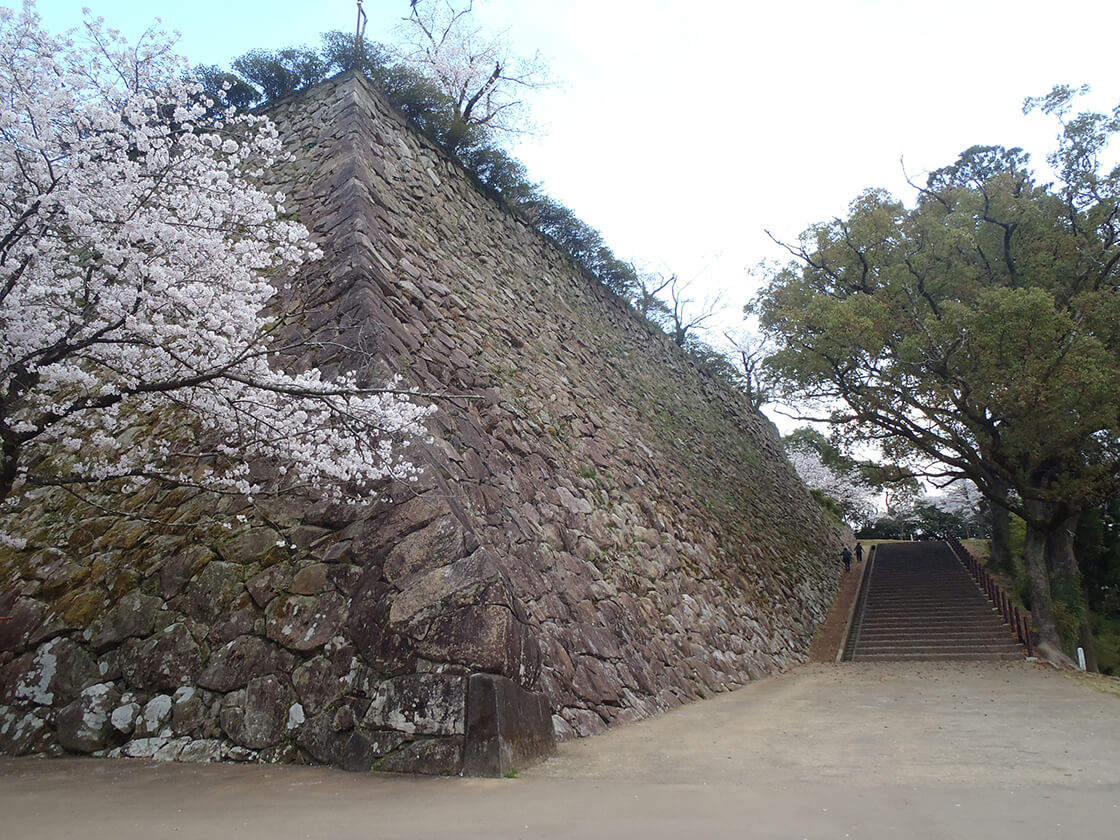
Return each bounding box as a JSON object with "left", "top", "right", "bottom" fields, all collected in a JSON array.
[
  {"left": 787, "top": 445, "right": 878, "bottom": 528},
  {"left": 0, "top": 2, "right": 431, "bottom": 521},
  {"left": 393, "top": 0, "right": 547, "bottom": 150}
]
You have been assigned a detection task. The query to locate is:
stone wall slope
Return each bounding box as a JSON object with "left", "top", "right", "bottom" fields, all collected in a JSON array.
[
  {"left": 263, "top": 73, "right": 847, "bottom": 733},
  {"left": 0, "top": 72, "right": 845, "bottom": 773}
]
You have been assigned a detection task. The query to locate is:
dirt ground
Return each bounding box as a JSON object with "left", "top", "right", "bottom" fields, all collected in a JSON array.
[
  {"left": 2, "top": 660, "right": 1117, "bottom": 840},
  {"left": 808, "top": 549, "right": 869, "bottom": 662}
]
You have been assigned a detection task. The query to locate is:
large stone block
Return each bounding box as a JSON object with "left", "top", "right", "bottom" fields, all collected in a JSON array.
[
  {"left": 382, "top": 516, "right": 466, "bottom": 583},
  {"left": 199, "top": 635, "right": 296, "bottom": 692},
  {"left": 265, "top": 592, "right": 347, "bottom": 652},
  {"left": 377, "top": 735, "right": 464, "bottom": 776},
  {"left": 0, "top": 706, "right": 51, "bottom": 755},
  {"left": 0, "top": 598, "right": 45, "bottom": 653},
  {"left": 364, "top": 673, "right": 465, "bottom": 736},
  {"left": 462, "top": 673, "right": 554, "bottom": 777},
  {"left": 120, "top": 624, "right": 203, "bottom": 693},
  {"left": 219, "top": 674, "right": 295, "bottom": 750},
  {"left": 181, "top": 561, "right": 245, "bottom": 623},
  {"left": 90, "top": 592, "right": 162, "bottom": 652},
  {"left": 3, "top": 637, "right": 99, "bottom": 706},
  {"left": 290, "top": 647, "right": 353, "bottom": 716},
  {"left": 347, "top": 578, "right": 416, "bottom": 676},
  {"left": 55, "top": 682, "right": 121, "bottom": 753}
]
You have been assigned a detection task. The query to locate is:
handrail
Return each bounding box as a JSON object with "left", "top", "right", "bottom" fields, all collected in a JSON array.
[{"left": 944, "top": 534, "right": 1033, "bottom": 657}]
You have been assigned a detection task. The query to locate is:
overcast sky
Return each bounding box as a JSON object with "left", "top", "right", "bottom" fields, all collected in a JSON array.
[{"left": 29, "top": 0, "right": 1120, "bottom": 328}]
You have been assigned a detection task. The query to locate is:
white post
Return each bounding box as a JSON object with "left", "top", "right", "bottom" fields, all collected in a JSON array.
[{"left": 1077, "top": 647, "right": 1087, "bottom": 671}]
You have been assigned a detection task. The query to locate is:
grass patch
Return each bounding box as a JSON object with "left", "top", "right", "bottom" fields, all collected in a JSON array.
[
  {"left": 1071, "top": 671, "right": 1120, "bottom": 700},
  {"left": 961, "top": 538, "right": 990, "bottom": 561},
  {"left": 1091, "top": 614, "right": 1120, "bottom": 675}
]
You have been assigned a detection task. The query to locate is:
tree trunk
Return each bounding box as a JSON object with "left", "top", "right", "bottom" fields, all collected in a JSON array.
[
  {"left": 0, "top": 420, "right": 19, "bottom": 504},
  {"left": 988, "top": 501, "right": 1013, "bottom": 575},
  {"left": 1022, "top": 500, "right": 1073, "bottom": 667},
  {"left": 1051, "top": 511, "right": 1098, "bottom": 672}
]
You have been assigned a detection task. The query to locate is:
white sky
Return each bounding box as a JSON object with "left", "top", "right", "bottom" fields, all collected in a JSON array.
[{"left": 28, "top": 0, "right": 1120, "bottom": 330}]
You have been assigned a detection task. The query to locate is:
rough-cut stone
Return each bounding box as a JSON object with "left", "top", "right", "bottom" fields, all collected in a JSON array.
[
  {"left": 110, "top": 701, "right": 140, "bottom": 737},
  {"left": 245, "top": 564, "right": 293, "bottom": 608},
  {"left": 181, "top": 561, "right": 244, "bottom": 622},
  {"left": 364, "top": 674, "right": 465, "bottom": 736},
  {"left": 220, "top": 674, "right": 295, "bottom": 750},
  {"left": 346, "top": 577, "right": 416, "bottom": 676},
  {"left": 225, "top": 744, "right": 257, "bottom": 761},
  {"left": 462, "top": 673, "right": 554, "bottom": 777},
  {"left": 198, "top": 635, "right": 296, "bottom": 692},
  {"left": 55, "top": 682, "right": 121, "bottom": 753},
  {"left": 153, "top": 737, "right": 191, "bottom": 761},
  {"left": 265, "top": 592, "right": 347, "bottom": 652},
  {"left": 5, "top": 638, "right": 99, "bottom": 706},
  {"left": 179, "top": 739, "right": 223, "bottom": 763},
  {"left": 158, "top": 546, "right": 213, "bottom": 599},
  {"left": 382, "top": 516, "right": 466, "bottom": 583},
  {"left": 291, "top": 652, "right": 351, "bottom": 716},
  {"left": 137, "top": 693, "right": 173, "bottom": 737},
  {"left": 0, "top": 72, "right": 847, "bottom": 774},
  {"left": 119, "top": 624, "right": 203, "bottom": 692},
  {"left": 338, "top": 729, "right": 410, "bottom": 773},
  {"left": 296, "top": 710, "right": 347, "bottom": 765},
  {"left": 378, "top": 736, "right": 464, "bottom": 776},
  {"left": 170, "top": 686, "right": 214, "bottom": 736},
  {"left": 219, "top": 527, "right": 284, "bottom": 565},
  {"left": 90, "top": 592, "right": 162, "bottom": 652},
  {"left": 327, "top": 563, "right": 362, "bottom": 596},
  {"left": 350, "top": 496, "right": 442, "bottom": 560},
  {"left": 388, "top": 550, "right": 501, "bottom": 628},
  {"left": 413, "top": 604, "right": 532, "bottom": 679},
  {"left": 120, "top": 737, "right": 170, "bottom": 758},
  {"left": 209, "top": 593, "right": 260, "bottom": 645},
  {"left": 0, "top": 598, "right": 45, "bottom": 653},
  {"left": 291, "top": 563, "right": 329, "bottom": 595},
  {"left": 0, "top": 706, "right": 50, "bottom": 755}
]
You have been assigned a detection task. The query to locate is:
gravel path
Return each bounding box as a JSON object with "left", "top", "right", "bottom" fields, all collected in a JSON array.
[{"left": 2, "top": 660, "right": 1117, "bottom": 839}]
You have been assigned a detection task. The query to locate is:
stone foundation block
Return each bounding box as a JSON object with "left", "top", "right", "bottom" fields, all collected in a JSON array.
[{"left": 462, "top": 673, "right": 554, "bottom": 777}]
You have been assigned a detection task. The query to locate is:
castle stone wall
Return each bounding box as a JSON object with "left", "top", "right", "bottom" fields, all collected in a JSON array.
[{"left": 0, "top": 73, "right": 845, "bottom": 773}]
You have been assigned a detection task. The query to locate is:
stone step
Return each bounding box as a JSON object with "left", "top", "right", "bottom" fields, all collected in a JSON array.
[
  {"left": 860, "top": 610, "right": 1007, "bottom": 621},
  {"left": 852, "top": 650, "right": 1026, "bottom": 662},
  {"left": 855, "top": 629, "right": 1014, "bottom": 642},
  {"left": 857, "top": 643, "right": 1022, "bottom": 655},
  {"left": 860, "top": 617, "right": 1004, "bottom": 627},
  {"left": 844, "top": 541, "right": 1025, "bottom": 663},
  {"left": 867, "top": 595, "right": 998, "bottom": 601}
]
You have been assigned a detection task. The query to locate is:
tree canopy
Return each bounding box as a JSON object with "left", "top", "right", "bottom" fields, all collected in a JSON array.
[
  {"left": 392, "top": 0, "right": 548, "bottom": 151},
  {"left": 752, "top": 86, "right": 1120, "bottom": 662}
]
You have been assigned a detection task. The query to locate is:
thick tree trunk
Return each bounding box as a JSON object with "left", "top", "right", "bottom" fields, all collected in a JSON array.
[
  {"left": 988, "top": 501, "right": 1013, "bottom": 575},
  {"left": 1022, "top": 500, "right": 1074, "bottom": 667},
  {"left": 1051, "top": 512, "right": 1097, "bottom": 672}
]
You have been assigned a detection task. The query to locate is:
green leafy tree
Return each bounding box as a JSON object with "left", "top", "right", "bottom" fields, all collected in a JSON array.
[
  {"left": 752, "top": 87, "right": 1120, "bottom": 664},
  {"left": 191, "top": 64, "right": 261, "bottom": 112},
  {"left": 1076, "top": 498, "right": 1120, "bottom": 614},
  {"left": 231, "top": 47, "right": 328, "bottom": 101}
]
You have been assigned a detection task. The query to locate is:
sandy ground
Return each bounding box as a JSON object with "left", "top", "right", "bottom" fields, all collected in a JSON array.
[
  {"left": 2, "top": 660, "right": 1118, "bottom": 839},
  {"left": 808, "top": 552, "right": 868, "bottom": 662}
]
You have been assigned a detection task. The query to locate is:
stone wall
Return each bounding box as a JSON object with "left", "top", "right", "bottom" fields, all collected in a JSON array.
[{"left": 0, "top": 73, "right": 846, "bottom": 773}]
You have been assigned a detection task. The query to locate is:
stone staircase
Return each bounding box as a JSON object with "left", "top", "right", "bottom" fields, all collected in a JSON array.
[{"left": 843, "top": 541, "right": 1025, "bottom": 662}]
